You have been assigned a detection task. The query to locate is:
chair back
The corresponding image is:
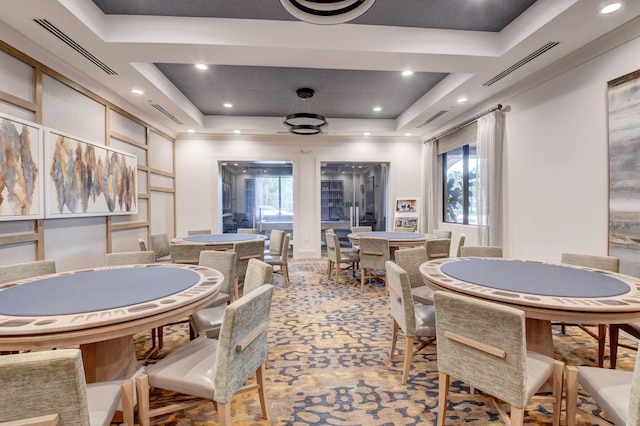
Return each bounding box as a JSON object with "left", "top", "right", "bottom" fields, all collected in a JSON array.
[
  {"left": 0, "top": 260, "right": 56, "bottom": 284},
  {"left": 386, "top": 261, "right": 418, "bottom": 337},
  {"left": 237, "top": 228, "right": 259, "bottom": 234},
  {"left": 394, "top": 247, "right": 428, "bottom": 288},
  {"left": 138, "top": 237, "right": 147, "bottom": 251},
  {"left": 150, "top": 233, "right": 170, "bottom": 259},
  {"left": 281, "top": 233, "right": 291, "bottom": 260},
  {"left": 394, "top": 226, "right": 416, "bottom": 233},
  {"left": 359, "top": 237, "right": 390, "bottom": 270},
  {"left": 433, "top": 229, "right": 452, "bottom": 238},
  {"left": 351, "top": 226, "right": 372, "bottom": 233},
  {"left": 561, "top": 253, "right": 620, "bottom": 273},
  {"left": 170, "top": 243, "right": 205, "bottom": 264},
  {"left": 267, "top": 230, "right": 285, "bottom": 255},
  {"left": 325, "top": 232, "right": 341, "bottom": 263},
  {"left": 243, "top": 258, "right": 273, "bottom": 295},
  {"left": 214, "top": 284, "right": 274, "bottom": 403},
  {"left": 425, "top": 238, "right": 451, "bottom": 260},
  {"left": 0, "top": 349, "right": 91, "bottom": 425},
  {"left": 233, "top": 239, "right": 265, "bottom": 277},
  {"left": 455, "top": 233, "right": 466, "bottom": 257},
  {"left": 460, "top": 246, "right": 503, "bottom": 258},
  {"left": 188, "top": 229, "right": 211, "bottom": 236},
  {"left": 629, "top": 355, "right": 640, "bottom": 425},
  {"left": 199, "top": 251, "right": 237, "bottom": 296},
  {"left": 105, "top": 250, "right": 155, "bottom": 266},
  {"left": 434, "top": 290, "right": 529, "bottom": 408}
]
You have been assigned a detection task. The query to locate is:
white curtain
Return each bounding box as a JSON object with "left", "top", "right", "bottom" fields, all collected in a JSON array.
[
  {"left": 476, "top": 110, "right": 504, "bottom": 246},
  {"left": 424, "top": 140, "right": 439, "bottom": 233}
]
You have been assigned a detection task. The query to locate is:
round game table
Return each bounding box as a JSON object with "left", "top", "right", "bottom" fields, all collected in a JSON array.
[
  {"left": 172, "top": 233, "right": 266, "bottom": 250},
  {"left": 420, "top": 257, "right": 640, "bottom": 357},
  {"left": 0, "top": 263, "right": 222, "bottom": 382},
  {"left": 348, "top": 231, "right": 433, "bottom": 258}
]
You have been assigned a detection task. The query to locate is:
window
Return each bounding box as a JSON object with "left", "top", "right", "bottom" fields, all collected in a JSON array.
[{"left": 443, "top": 142, "right": 477, "bottom": 224}]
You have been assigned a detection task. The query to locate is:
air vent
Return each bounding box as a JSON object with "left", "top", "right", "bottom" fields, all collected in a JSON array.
[
  {"left": 417, "top": 110, "right": 448, "bottom": 128},
  {"left": 151, "top": 104, "right": 184, "bottom": 125},
  {"left": 33, "top": 19, "right": 117, "bottom": 75},
  {"left": 482, "top": 41, "right": 560, "bottom": 87}
]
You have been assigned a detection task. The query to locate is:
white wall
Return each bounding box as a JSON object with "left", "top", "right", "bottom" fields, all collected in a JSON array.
[{"left": 175, "top": 136, "right": 423, "bottom": 258}]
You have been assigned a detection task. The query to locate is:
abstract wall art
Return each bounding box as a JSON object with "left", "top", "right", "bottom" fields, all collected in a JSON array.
[
  {"left": 45, "top": 129, "right": 137, "bottom": 218},
  {"left": 0, "top": 112, "right": 44, "bottom": 221}
]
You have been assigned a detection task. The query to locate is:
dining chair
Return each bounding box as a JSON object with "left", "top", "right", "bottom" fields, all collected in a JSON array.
[
  {"left": 454, "top": 233, "right": 466, "bottom": 257},
  {"left": 393, "top": 226, "right": 416, "bottom": 233},
  {"left": 325, "top": 231, "right": 359, "bottom": 285},
  {"left": 191, "top": 258, "right": 273, "bottom": 338},
  {"left": 135, "top": 284, "right": 274, "bottom": 426},
  {"left": 432, "top": 229, "right": 452, "bottom": 238},
  {"left": 560, "top": 252, "right": 620, "bottom": 367},
  {"left": 359, "top": 237, "right": 390, "bottom": 291},
  {"left": 386, "top": 261, "right": 437, "bottom": 384},
  {"left": 460, "top": 246, "right": 503, "bottom": 257},
  {"left": 433, "top": 290, "right": 563, "bottom": 426},
  {"left": 149, "top": 233, "right": 171, "bottom": 262},
  {"left": 105, "top": 250, "right": 155, "bottom": 266},
  {"left": 610, "top": 322, "right": 640, "bottom": 369},
  {"left": 233, "top": 239, "right": 266, "bottom": 299},
  {"left": 138, "top": 237, "right": 147, "bottom": 251},
  {"left": 394, "top": 246, "right": 433, "bottom": 305},
  {"left": 0, "top": 349, "right": 134, "bottom": 426},
  {"left": 0, "top": 259, "right": 56, "bottom": 284},
  {"left": 170, "top": 243, "right": 205, "bottom": 264},
  {"left": 351, "top": 226, "right": 372, "bottom": 233},
  {"left": 566, "top": 352, "right": 640, "bottom": 426},
  {"left": 265, "top": 233, "right": 291, "bottom": 287},
  {"left": 425, "top": 238, "right": 451, "bottom": 260},
  {"left": 198, "top": 250, "right": 237, "bottom": 307},
  {"left": 237, "top": 228, "right": 260, "bottom": 234},
  {"left": 265, "top": 229, "right": 285, "bottom": 255},
  {"left": 187, "top": 229, "right": 211, "bottom": 236}
]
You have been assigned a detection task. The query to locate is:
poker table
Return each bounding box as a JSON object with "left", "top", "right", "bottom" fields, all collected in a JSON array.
[
  {"left": 0, "top": 263, "right": 222, "bottom": 382},
  {"left": 420, "top": 257, "right": 640, "bottom": 357},
  {"left": 172, "top": 233, "right": 266, "bottom": 250},
  {"left": 348, "top": 231, "right": 434, "bottom": 258}
]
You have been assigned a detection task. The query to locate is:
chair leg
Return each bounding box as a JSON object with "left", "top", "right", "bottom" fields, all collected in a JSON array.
[
  {"left": 283, "top": 264, "right": 289, "bottom": 287},
  {"left": 610, "top": 324, "right": 620, "bottom": 369},
  {"left": 389, "top": 319, "right": 399, "bottom": 362},
  {"left": 565, "top": 366, "right": 579, "bottom": 426},
  {"left": 326, "top": 258, "right": 333, "bottom": 281},
  {"left": 234, "top": 277, "right": 240, "bottom": 300},
  {"left": 157, "top": 326, "right": 164, "bottom": 350},
  {"left": 121, "top": 379, "right": 134, "bottom": 426},
  {"left": 360, "top": 267, "right": 366, "bottom": 292},
  {"left": 509, "top": 406, "right": 525, "bottom": 426},
  {"left": 551, "top": 360, "right": 563, "bottom": 426},
  {"left": 597, "top": 324, "right": 606, "bottom": 368},
  {"left": 256, "top": 363, "right": 270, "bottom": 420},
  {"left": 135, "top": 374, "right": 151, "bottom": 426},
  {"left": 437, "top": 372, "right": 450, "bottom": 426},
  {"left": 402, "top": 336, "right": 414, "bottom": 384},
  {"left": 335, "top": 264, "right": 342, "bottom": 285},
  {"left": 218, "top": 402, "right": 232, "bottom": 426}
]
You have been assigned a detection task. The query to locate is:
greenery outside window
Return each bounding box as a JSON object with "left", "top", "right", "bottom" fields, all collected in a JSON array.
[{"left": 443, "top": 143, "right": 477, "bottom": 224}]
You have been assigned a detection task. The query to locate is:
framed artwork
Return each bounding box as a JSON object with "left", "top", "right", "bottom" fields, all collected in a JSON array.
[
  {"left": 608, "top": 69, "right": 640, "bottom": 276},
  {"left": 395, "top": 198, "right": 419, "bottom": 213},
  {"left": 0, "top": 112, "right": 44, "bottom": 221},
  {"left": 44, "top": 129, "right": 138, "bottom": 218}
]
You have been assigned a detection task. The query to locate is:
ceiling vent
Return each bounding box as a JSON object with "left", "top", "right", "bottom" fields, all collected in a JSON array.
[
  {"left": 34, "top": 19, "right": 117, "bottom": 75},
  {"left": 151, "top": 104, "right": 184, "bottom": 125},
  {"left": 482, "top": 41, "right": 559, "bottom": 87},
  {"left": 417, "top": 110, "right": 448, "bottom": 128}
]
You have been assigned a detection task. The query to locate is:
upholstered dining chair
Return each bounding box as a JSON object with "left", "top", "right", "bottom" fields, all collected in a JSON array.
[
  {"left": 0, "top": 349, "right": 134, "bottom": 426},
  {"left": 105, "top": 250, "right": 155, "bottom": 266},
  {"left": 0, "top": 259, "right": 56, "bottom": 284},
  {"left": 425, "top": 238, "right": 451, "bottom": 260},
  {"left": 265, "top": 229, "right": 285, "bottom": 256},
  {"left": 359, "top": 237, "right": 390, "bottom": 291},
  {"left": 237, "top": 228, "right": 259, "bottom": 234},
  {"left": 265, "top": 233, "right": 291, "bottom": 287},
  {"left": 191, "top": 258, "right": 273, "bottom": 339},
  {"left": 198, "top": 250, "right": 237, "bottom": 307},
  {"left": 566, "top": 351, "right": 640, "bottom": 426},
  {"left": 393, "top": 226, "right": 416, "bottom": 233},
  {"left": 136, "top": 284, "right": 274, "bottom": 426},
  {"left": 233, "top": 239, "right": 266, "bottom": 299},
  {"left": 433, "top": 291, "right": 563, "bottom": 426},
  {"left": 394, "top": 246, "right": 433, "bottom": 305},
  {"left": 455, "top": 233, "right": 466, "bottom": 257},
  {"left": 149, "top": 233, "right": 171, "bottom": 262},
  {"left": 170, "top": 243, "right": 205, "bottom": 264},
  {"left": 325, "top": 231, "right": 360, "bottom": 285},
  {"left": 187, "top": 229, "right": 211, "bottom": 236},
  {"left": 560, "top": 252, "right": 620, "bottom": 368},
  {"left": 610, "top": 323, "right": 640, "bottom": 369},
  {"left": 432, "top": 229, "right": 452, "bottom": 238},
  {"left": 460, "top": 246, "right": 503, "bottom": 258},
  {"left": 386, "top": 261, "right": 437, "bottom": 384},
  {"left": 351, "top": 226, "right": 373, "bottom": 233}
]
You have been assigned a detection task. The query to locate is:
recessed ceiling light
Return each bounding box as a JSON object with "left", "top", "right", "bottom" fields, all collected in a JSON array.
[
  {"left": 223, "top": 103, "right": 233, "bottom": 108},
  {"left": 401, "top": 70, "right": 414, "bottom": 77},
  {"left": 405, "top": 132, "right": 412, "bottom": 136},
  {"left": 601, "top": 2, "right": 621, "bottom": 13},
  {"left": 373, "top": 106, "right": 382, "bottom": 112},
  {"left": 457, "top": 97, "right": 468, "bottom": 103},
  {"left": 131, "top": 89, "right": 144, "bottom": 95},
  {"left": 195, "top": 63, "right": 208, "bottom": 70},
  {"left": 363, "top": 132, "right": 371, "bottom": 136},
  {"left": 233, "top": 130, "right": 241, "bottom": 134},
  {"left": 187, "top": 129, "right": 195, "bottom": 133}
]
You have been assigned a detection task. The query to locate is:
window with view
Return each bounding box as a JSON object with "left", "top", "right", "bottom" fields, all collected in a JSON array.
[{"left": 443, "top": 142, "right": 477, "bottom": 224}]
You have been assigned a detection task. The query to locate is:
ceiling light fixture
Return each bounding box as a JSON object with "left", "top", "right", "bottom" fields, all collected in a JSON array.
[
  {"left": 373, "top": 106, "right": 382, "bottom": 112},
  {"left": 223, "top": 103, "right": 233, "bottom": 108},
  {"left": 131, "top": 89, "right": 144, "bottom": 95},
  {"left": 284, "top": 88, "right": 328, "bottom": 136},
  {"left": 401, "top": 70, "right": 414, "bottom": 77},
  {"left": 279, "top": 0, "right": 376, "bottom": 25},
  {"left": 195, "top": 63, "right": 208, "bottom": 70},
  {"left": 457, "top": 97, "right": 468, "bottom": 103},
  {"left": 601, "top": 2, "right": 621, "bottom": 13}
]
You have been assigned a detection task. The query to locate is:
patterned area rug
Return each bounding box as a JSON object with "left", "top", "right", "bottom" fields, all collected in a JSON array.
[{"left": 134, "top": 258, "right": 638, "bottom": 425}]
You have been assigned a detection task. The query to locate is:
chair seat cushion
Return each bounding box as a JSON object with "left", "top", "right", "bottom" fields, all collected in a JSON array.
[
  {"left": 340, "top": 252, "right": 360, "bottom": 262},
  {"left": 86, "top": 380, "right": 123, "bottom": 426},
  {"left": 146, "top": 338, "right": 218, "bottom": 401},
  {"left": 525, "top": 351, "right": 556, "bottom": 401},
  {"left": 203, "top": 291, "right": 231, "bottom": 309},
  {"left": 578, "top": 365, "right": 633, "bottom": 425},
  {"left": 414, "top": 305, "right": 437, "bottom": 338},
  {"left": 191, "top": 306, "right": 225, "bottom": 338},
  {"left": 411, "top": 286, "right": 434, "bottom": 305},
  {"left": 264, "top": 254, "right": 284, "bottom": 266}
]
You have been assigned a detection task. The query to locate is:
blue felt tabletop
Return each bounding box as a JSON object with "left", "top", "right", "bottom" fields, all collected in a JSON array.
[
  {"left": 356, "top": 231, "right": 426, "bottom": 239},
  {"left": 184, "top": 234, "right": 258, "bottom": 243}
]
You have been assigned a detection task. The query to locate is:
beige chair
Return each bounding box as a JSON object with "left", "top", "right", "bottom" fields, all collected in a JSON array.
[
  {"left": 386, "top": 261, "right": 437, "bottom": 384},
  {"left": 198, "top": 250, "right": 237, "bottom": 308},
  {"left": 265, "top": 233, "right": 291, "bottom": 287},
  {"left": 560, "top": 252, "right": 620, "bottom": 368},
  {"left": 138, "top": 237, "right": 147, "bottom": 251},
  {"left": 136, "top": 284, "right": 274, "bottom": 426},
  {"left": 266, "top": 229, "right": 285, "bottom": 255},
  {"left": 394, "top": 246, "right": 433, "bottom": 305},
  {"left": 237, "top": 228, "right": 260, "bottom": 234},
  {"left": 170, "top": 243, "right": 205, "bottom": 264},
  {"left": 191, "top": 258, "right": 273, "bottom": 338},
  {"left": 425, "top": 238, "right": 451, "bottom": 260},
  {"left": 105, "top": 250, "right": 155, "bottom": 266},
  {"left": 351, "top": 226, "right": 372, "bottom": 233},
  {"left": 394, "top": 226, "right": 416, "bottom": 233},
  {"left": 359, "top": 237, "right": 390, "bottom": 292},
  {"left": 149, "top": 233, "right": 171, "bottom": 262},
  {"left": 0, "top": 260, "right": 56, "bottom": 284},
  {"left": 566, "top": 351, "right": 640, "bottom": 426},
  {"left": 326, "top": 231, "right": 360, "bottom": 285},
  {"left": 455, "top": 233, "right": 466, "bottom": 257},
  {"left": 434, "top": 291, "right": 563, "bottom": 426},
  {"left": 460, "top": 246, "right": 503, "bottom": 258},
  {"left": 432, "top": 229, "right": 452, "bottom": 238},
  {"left": 233, "top": 239, "right": 266, "bottom": 299},
  {"left": 610, "top": 322, "right": 640, "bottom": 369},
  {"left": 187, "top": 229, "right": 211, "bottom": 236},
  {"left": 0, "top": 349, "right": 133, "bottom": 426}
]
